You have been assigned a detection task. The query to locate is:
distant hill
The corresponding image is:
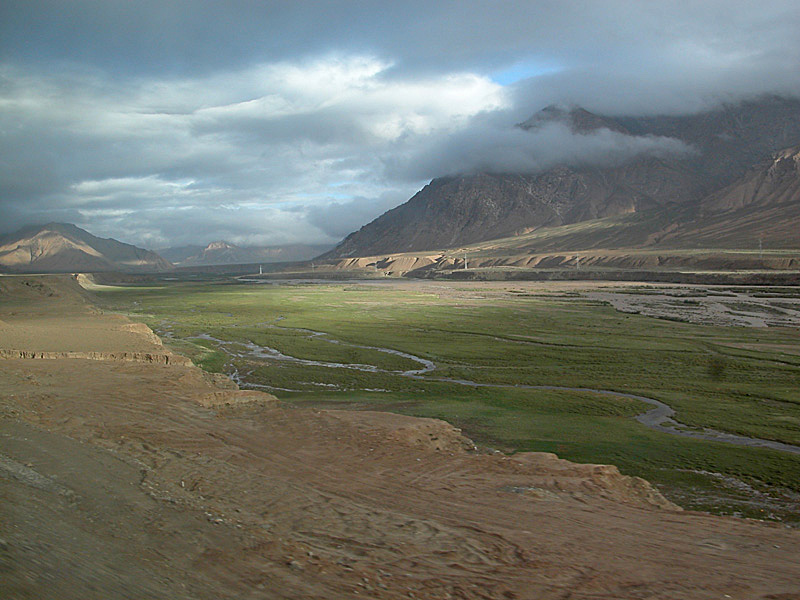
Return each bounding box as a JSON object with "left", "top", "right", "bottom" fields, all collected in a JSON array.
[
  {"left": 159, "top": 240, "right": 333, "bottom": 266},
  {"left": 322, "top": 96, "right": 800, "bottom": 259},
  {"left": 0, "top": 223, "right": 172, "bottom": 273}
]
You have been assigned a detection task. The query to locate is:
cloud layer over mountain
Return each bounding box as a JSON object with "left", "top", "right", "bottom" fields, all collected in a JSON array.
[{"left": 1, "top": 1, "right": 798, "bottom": 247}]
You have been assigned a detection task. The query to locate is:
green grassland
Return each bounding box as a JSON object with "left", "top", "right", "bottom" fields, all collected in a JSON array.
[{"left": 94, "top": 278, "right": 800, "bottom": 523}]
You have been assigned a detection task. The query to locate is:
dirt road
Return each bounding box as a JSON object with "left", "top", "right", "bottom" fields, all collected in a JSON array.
[{"left": 2, "top": 275, "right": 800, "bottom": 599}]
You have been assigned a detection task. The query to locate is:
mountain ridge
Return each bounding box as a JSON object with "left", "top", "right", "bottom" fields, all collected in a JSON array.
[
  {"left": 0, "top": 223, "right": 172, "bottom": 273},
  {"left": 322, "top": 96, "right": 800, "bottom": 259},
  {"left": 159, "top": 240, "right": 333, "bottom": 266}
]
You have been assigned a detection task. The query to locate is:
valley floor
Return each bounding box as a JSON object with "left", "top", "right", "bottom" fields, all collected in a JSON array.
[{"left": 2, "top": 275, "right": 800, "bottom": 598}]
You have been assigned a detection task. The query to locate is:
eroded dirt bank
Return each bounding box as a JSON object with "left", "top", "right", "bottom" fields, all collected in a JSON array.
[{"left": 2, "top": 275, "right": 800, "bottom": 599}]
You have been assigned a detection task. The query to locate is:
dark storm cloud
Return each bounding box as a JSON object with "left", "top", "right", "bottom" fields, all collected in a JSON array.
[
  {"left": 4, "top": 1, "right": 798, "bottom": 89},
  {"left": 1, "top": 1, "right": 799, "bottom": 247}
]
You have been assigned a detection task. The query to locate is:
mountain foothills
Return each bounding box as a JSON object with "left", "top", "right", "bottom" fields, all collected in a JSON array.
[
  {"left": 0, "top": 223, "right": 172, "bottom": 273},
  {"left": 323, "top": 96, "right": 800, "bottom": 258}
]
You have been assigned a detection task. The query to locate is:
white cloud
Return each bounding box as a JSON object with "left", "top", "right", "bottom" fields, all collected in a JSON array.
[
  {"left": 71, "top": 176, "right": 197, "bottom": 198},
  {"left": 384, "top": 122, "right": 696, "bottom": 181},
  {"left": 0, "top": 56, "right": 506, "bottom": 246},
  {"left": 190, "top": 56, "right": 508, "bottom": 143}
]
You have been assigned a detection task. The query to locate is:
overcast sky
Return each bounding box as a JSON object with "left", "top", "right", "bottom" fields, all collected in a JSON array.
[{"left": 2, "top": 1, "right": 799, "bottom": 249}]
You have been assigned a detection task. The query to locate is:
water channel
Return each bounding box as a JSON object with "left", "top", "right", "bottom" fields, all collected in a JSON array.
[{"left": 193, "top": 326, "right": 800, "bottom": 456}]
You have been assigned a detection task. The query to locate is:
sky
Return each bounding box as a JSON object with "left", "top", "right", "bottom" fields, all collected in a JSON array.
[{"left": 1, "top": 1, "right": 799, "bottom": 249}]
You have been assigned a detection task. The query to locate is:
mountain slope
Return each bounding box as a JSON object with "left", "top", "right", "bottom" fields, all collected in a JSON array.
[
  {"left": 657, "top": 145, "right": 800, "bottom": 249},
  {"left": 700, "top": 144, "right": 800, "bottom": 214},
  {"left": 316, "top": 145, "right": 800, "bottom": 276},
  {"left": 182, "top": 241, "right": 255, "bottom": 266},
  {"left": 328, "top": 157, "right": 695, "bottom": 257},
  {"left": 0, "top": 223, "right": 172, "bottom": 273},
  {"left": 156, "top": 244, "right": 205, "bottom": 264},
  {"left": 458, "top": 145, "right": 800, "bottom": 254},
  {"left": 323, "top": 96, "right": 800, "bottom": 258}
]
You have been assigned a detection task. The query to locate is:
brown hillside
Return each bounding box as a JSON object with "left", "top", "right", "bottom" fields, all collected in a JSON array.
[{"left": 658, "top": 145, "right": 800, "bottom": 249}]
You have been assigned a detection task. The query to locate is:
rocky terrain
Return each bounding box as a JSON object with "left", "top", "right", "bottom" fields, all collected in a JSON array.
[
  {"left": 1, "top": 274, "right": 800, "bottom": 599},
  {"left": 312, "top": 146, "right": 800, "bottom": 275},
  {"left": 0, "top": 223, "right": 172, "bottom": 273},
  {"left": 701, "top": 144, "right": 800, "bottom": 214},
  {"left": 323, "top": 96, "right": 800, "bottom": 259}
]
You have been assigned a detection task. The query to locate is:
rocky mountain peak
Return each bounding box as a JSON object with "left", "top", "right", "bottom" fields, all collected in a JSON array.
[
  {"left": 767, "top": 145, "right": 800, "bottom": 179},
  {"left": 517, "top": 105, "right": 630, "bottom": 135}
]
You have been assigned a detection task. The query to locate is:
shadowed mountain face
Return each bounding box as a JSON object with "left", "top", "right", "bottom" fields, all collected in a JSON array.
[
  {"left": 323, "top": 96, "right": 800, "bottom": 258},
  {"left": 700, "top": 145, "right": 800, "bottom": 215},
  {"left": 657, "top": 144, "right": 800, "bottom": 249},
  {"left": 0, "top": 223, "right": 172, "bottom": 273},
  {"left": 159, "top": 241, "right": 333, "bottom": 266}
]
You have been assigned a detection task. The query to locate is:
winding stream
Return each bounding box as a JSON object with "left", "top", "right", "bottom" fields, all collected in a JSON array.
[{"left": 193, "top": 327, "right": 800, "bottom": 456}]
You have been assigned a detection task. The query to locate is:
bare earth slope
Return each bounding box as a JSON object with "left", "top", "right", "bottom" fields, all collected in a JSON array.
[
  {"left": 324, "top": 160, "right": 695, "bottom": 258},
  {"left": 2, "top": 275, "right": 800, "bottom": 599},
  {"left": 658, "top": 144, "right": 800, "bottom": 249}
]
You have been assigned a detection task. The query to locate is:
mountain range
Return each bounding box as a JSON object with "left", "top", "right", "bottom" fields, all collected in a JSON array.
[
  {"left": 0, "top": 225, "right": 336, "bottom": 273},
  {"left": 322, "top": 96, "right": 800, "bottom": 259},
  {"left": 3, "top": 97, "right": 798, "bottom": 275},
  {"left": 159, "top": 241, "right": 333, "bottom": 267}
]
